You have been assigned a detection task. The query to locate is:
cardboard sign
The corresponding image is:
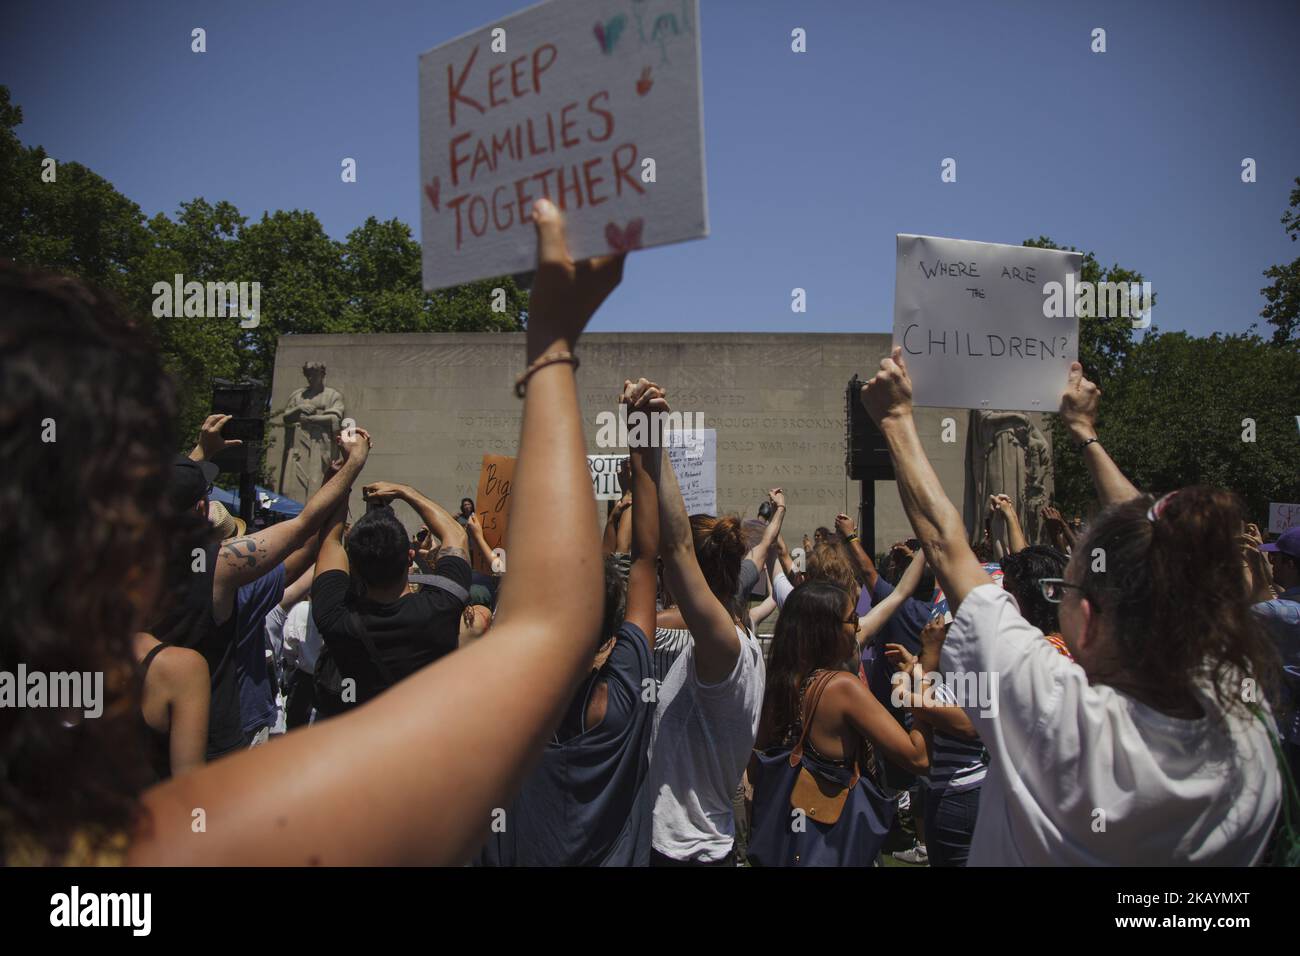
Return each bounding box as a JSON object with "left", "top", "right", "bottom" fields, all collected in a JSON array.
[
  {"left": 892, "top": 234, "right": 1083, "bottom": 411},
  {"left": 665, "top": 428, "right": 715, "bottom": 515},
  {"left": 473, "top": 453, "right": 516, "bottom": 573},
  {"left": 1269, "top": 503, "right": 1300, "bottom": 535},
  {"left": 418, "top": 0, "right": 708, "bottom": 290},
  {"left": 588, "top": 453, "right": 627, "bottom": 500}
]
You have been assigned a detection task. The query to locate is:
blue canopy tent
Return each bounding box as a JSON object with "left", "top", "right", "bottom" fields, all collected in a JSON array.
[{"left": 209, "top": 484, "right": 304, "bottom": 517}]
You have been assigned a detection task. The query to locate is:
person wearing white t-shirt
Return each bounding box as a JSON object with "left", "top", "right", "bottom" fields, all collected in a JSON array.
[
  {"left": 630, "top": 379, "right": 766, "bottom": 866},
  {"left": 858, "top": 349, "right": 1281, "bottom": 866}
]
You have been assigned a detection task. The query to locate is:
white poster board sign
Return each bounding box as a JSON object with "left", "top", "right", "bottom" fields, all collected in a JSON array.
[
  {"left": 418, "top": 0, "right": 708, "bottom": 290},
  {"left": 892, "top": 234, "right": 1083, "bottom": 411},
  {"left": 588, "top": 453, "right": 626, "bottom": 500},
  {"left": 665, "top": 427, "right": 716, "bottom": 515},
  {"left": 1269, "top": 503, "right": 1300, "bottom": 535}
]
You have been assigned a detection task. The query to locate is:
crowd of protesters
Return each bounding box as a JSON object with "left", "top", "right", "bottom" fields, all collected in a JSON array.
[{"left": 1, "top": 199, "right": 1296, "bottom": 866}]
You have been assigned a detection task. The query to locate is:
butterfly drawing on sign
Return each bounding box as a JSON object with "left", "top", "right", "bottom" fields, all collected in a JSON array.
[
  {"left": 593, "top": 14, "right": 626, "bottom": 54},
  {"left": 605, "top": 218, "right": 644, "bottom": 253}
]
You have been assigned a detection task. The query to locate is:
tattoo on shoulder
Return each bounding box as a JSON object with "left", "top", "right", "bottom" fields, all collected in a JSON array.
[{"left": 438, "top": 547, "right": 469, "bottom": 563}]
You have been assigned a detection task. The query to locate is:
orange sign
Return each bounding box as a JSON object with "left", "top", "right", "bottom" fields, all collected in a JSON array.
[{"left": 472, "top": 453, "right": 515, "bottom": 573}]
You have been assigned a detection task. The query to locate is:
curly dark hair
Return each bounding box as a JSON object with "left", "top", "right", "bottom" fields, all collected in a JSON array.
[
  {"left": 0, "top": 261, "right": 177, "bottom": 861},
  {"left": 1077, "top": 487, "right": 1279, "bottom": 716},
  {"left": 999, "top": 545, "right": 1068, "bottom": 635}
]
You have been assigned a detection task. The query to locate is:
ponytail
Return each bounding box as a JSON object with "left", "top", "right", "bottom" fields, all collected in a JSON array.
[{"left": 690, "top": 514, "right": 747, "bottom": 621}]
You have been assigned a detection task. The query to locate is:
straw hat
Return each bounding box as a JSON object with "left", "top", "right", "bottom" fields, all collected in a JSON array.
[{"left": 208, "top": 500, "right": 247, "bottom": 540}]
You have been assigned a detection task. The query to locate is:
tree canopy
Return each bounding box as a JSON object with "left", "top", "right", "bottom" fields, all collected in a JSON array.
[{"left": 0, "top": 85, "right": 526, "bottom": 447}]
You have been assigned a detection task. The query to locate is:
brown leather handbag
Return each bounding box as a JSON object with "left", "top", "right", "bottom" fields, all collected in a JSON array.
[{"left": 788, "top": 670, "right": 860, "bottom": 825}]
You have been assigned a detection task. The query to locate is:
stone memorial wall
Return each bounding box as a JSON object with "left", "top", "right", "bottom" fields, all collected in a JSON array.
[{"left": 266, "top": 332, "right": 1033, "bottom": 555}]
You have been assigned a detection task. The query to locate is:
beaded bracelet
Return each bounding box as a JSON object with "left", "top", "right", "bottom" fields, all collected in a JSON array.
[{"left": 515, "top": 350, "right": 579, "bottom": 397}]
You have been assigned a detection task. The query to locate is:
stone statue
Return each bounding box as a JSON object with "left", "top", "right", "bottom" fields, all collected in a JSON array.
[
  {"left": 964, "top": 409, "right": 1054, "bottom": 554},
  {"left": 278, "top": 362, "right": 345, "bottom": 501}
]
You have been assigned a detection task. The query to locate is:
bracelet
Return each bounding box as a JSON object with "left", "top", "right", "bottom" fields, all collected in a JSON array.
[
  {"left": 1076, "top": 437, "right": 1100, "bottom": 452},
  {"left": 515, "top": 350, "right": 579, "bottom": 397},
  {"left": 846, "top": 532, "right": 859, "bottom": 542}
]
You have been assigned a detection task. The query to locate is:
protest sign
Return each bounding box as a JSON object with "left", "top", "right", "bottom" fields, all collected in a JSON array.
[
  {"left": 892, "top": 234, "right": 1083, "bottom": 411},
  {"left": 588, "top": 453, "right": 627, "bottom": 500},
  {"left": 1269, "top": 502, "right": 1300, "bottom": 535},
  {"left": 665, "top": 428, "right": 715, "bottom": 515},
  {"left": 473, "top": 453, "right": 516, "bottom": 573},
  {"left": 418, "top": 0, "right": 708, "bottom": 290}
]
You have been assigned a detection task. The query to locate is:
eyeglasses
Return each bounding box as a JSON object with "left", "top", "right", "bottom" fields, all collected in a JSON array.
[{"left": 1038, "top": 577, "right": 1084, "bottom": 604}]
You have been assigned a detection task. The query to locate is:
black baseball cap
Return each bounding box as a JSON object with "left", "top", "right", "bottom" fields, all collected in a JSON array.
[{"left": 167, "top": 455, "right": 219, "bottom": 513}]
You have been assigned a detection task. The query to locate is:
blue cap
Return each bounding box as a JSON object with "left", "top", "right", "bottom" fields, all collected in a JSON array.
[{"left": 1261, "top": 527, "right": 1300, "bottom": 560}]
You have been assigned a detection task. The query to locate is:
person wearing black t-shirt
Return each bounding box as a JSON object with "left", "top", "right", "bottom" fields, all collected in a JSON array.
[
  {"left": 150, "top": 415, "right": 369, "bottom": 759},
  {"left": 311, "top": 481, "right": 471, "bottom": 714}
]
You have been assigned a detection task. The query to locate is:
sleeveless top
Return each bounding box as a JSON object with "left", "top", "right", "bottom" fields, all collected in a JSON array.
[
  {"left": 776, "top": 669, "right": 862, "bottom": 770},
  {"left": 138, "top": 642, "right": 174, "bottom": 781}
]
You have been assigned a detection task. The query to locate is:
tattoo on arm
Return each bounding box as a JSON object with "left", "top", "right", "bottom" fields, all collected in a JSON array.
[
  {"left": 438, "top": 546, "right": 469, "bottom": 563},
  {"left": 221, "top": 537, "right": 265, "bottom": 571}
]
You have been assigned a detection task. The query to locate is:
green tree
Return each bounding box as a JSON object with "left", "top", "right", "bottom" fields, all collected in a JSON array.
[
  {"left": 0, "top": 86, "right": 527, "bottom": 455},
  {"left": 1095, "top": 331, "right": 1300, "bottom": 521},
  {"left": 0, "top": 86, "right": 149, "bottom": 296},
  {"left": 1260, "top": 176, "right": 1300, "bottom": 345}
]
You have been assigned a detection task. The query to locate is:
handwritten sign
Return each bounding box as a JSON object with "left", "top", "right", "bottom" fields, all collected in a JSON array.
[
  {"left": 418, "top": 0, "right": 708, "bottom": 290},
  {"left": 588, "top": 454, "right": 627, "bottom": 500},
  {"left": 892, "top": 234, "right": 1083, "bottom": 411},
  {"left": 1269, "top": 503, "right": 1300, "bottom": 535},
  {"left": 665, "top": 428, "right": 716, "bottom": 515},
  {"left": 473, "top": 453, "right": 516, "bottom": 573}
]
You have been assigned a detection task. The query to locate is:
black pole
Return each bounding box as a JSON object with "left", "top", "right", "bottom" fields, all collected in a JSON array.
[
  {"left": 239, "top": 471, "right": 255, "bottom": 525},
  {"left": 859, "top": 478, "right": 875, "bottom": 561}
]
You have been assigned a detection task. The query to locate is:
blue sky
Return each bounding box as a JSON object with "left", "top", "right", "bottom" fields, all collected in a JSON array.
[{"left": 4, "top": 0, "right": 1298, "bottom": 337}]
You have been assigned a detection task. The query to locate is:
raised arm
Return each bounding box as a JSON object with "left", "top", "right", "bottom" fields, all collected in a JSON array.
[
  {"left": 640, "top": 381, "right": 741, "bottom": 684},
  {"left": 280, "top": 565, "right": 316, "bottom": 611},
  {"left": 624, "top": 406, "right": 659, "bottom": 646},
  {"left": 991, "top": 494, "right": 1028, "bottom": 554},
  {"left": 748, "top": 568, "right": 778, "bottom": 631},
  {"left": 835, "top": 513, "right": 880, "bottom": 591},
  {"left": 860, "top": 348, "right": 991, "bottom": 614},
  {"left": 361, "top": 482, "right": 469, "bottom": 557},
  {"left": 464, "top": 512, "right": 497, "bottom": 571},
  {"left": 213, "top": 429, "right": 371, "bottom": 614},
  {"left": 131, "top": 198, "right": 624, "bottom": 866},
  {"left": 188, "top": 413, "right": 244, "bottom": 463},
  {"left": 856, "top": 550, "right": 927, "bottom": 646},
  {"left": 746, "top": 489, "right": 786, "bottom": 569},
  {"left": 1059, "top": 361, "right": 1141, "bottom": 507}
]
